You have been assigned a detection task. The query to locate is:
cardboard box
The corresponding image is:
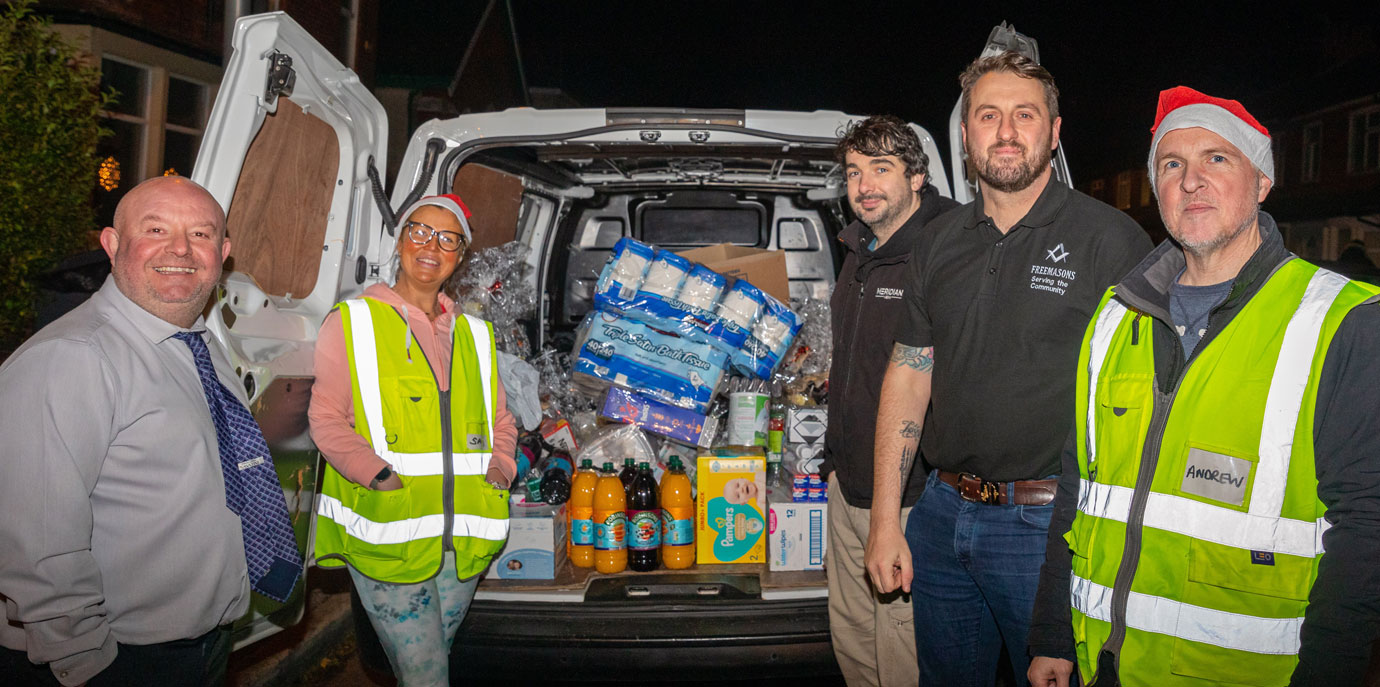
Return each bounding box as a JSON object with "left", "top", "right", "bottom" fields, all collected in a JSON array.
[
  {"left": 676, "top": 244, "right": 790, "bottom": 304},
  {"left": 768, "top": 494, "right": 827, "bottom": 571},
  {"left": 600, "top": 387, "right": 717, "bottom": 448},
  {"left": 485, "top": 501, "right": 566, "bottom": 580},
  {"left": 695, "top": 447, "right": 767, "bottom": 564}
]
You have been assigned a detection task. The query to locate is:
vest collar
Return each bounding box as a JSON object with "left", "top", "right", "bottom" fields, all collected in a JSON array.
[{"left": 1113, "top": 211, "right": 1293, "bottom": 327}]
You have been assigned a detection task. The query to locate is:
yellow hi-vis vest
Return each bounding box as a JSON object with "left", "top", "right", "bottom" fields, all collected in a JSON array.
[
  {"left": 1069, "top": 259, "right": 1378, "bottom": 686},
  {"left": 314, "top": 297, "right": 509, "bottom": 583}
]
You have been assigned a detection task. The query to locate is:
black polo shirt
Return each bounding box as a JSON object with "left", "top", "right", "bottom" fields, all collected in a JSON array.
[{"left": 895, "top": 179, "right": 1151, "bottom": 482}]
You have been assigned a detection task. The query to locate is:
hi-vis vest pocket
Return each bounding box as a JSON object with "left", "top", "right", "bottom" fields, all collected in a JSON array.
[
  {"left": 344, "top": 484, "right": 413, "bottom": 562},
  {"left": 1093, "top": 375, "right": 1152, "bottom": 479},
  {"left": 384, "top": 375, "right": 439, "bottom": 440},
  {"left": 1169, "top": 538, "right": 1311, "bottom": 685}
]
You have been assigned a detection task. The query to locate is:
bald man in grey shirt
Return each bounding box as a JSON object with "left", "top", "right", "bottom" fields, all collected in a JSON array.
[{"left": 0, "top": 178, "right": 254, "bottom": 686}]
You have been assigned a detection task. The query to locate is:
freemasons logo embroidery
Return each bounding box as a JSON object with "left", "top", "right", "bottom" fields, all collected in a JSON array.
[{"left": 1046, "top": 243, "right": 1070, "bottom": 263}]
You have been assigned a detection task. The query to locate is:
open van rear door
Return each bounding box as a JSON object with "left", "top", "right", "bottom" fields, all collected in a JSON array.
[
  {"left": 191, "top": 11, "right": 388, "bottom": 648},
  {"left": 946, "top": 22, "right": 1074, "bottom": 204}
]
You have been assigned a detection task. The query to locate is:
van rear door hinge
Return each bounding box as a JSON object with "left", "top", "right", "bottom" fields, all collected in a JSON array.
[{"left": 265, "top": 52, "right": 295, "bottom": 105}]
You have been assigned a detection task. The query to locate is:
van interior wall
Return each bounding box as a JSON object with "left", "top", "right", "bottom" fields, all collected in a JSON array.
[
  {"left": 451, "top": 163, "right": 523, "bottom": 251},
  {"left": 224, "top": 98, "right": 336, "bottom": 298}
]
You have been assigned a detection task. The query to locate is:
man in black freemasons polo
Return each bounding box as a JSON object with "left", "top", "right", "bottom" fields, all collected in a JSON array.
[
  {"left": 864, "top": 51, "right": 1151, "bottom": 685},
  {"left": 897, "top": 178, "right": 1148, "bottom": 483}
]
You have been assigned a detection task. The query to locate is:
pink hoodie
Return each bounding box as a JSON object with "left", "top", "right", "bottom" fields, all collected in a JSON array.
[{"left": 308, "top": 283, "right": 518, "bottom": 487}]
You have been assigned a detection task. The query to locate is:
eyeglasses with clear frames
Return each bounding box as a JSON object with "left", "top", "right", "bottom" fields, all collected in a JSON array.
[{"left": 403, "top": 221, "right": 465, "bottom": 252}]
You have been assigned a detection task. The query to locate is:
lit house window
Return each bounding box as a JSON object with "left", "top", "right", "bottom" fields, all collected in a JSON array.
[
  {"left": 1301, "top": 122, "right": 1321, "bottom": 182},
  {"left": 97, "top": 57, "right": 149, "bottom": 218},
  {"left": 163, "top": 76, "right": 208, "bottom": 177},
  {"left": 1349, "top": 108, "right": 1380, "bottom": 174},
  {"left": 1115, "top": 171, "right": 1133, "bottom": 211}
]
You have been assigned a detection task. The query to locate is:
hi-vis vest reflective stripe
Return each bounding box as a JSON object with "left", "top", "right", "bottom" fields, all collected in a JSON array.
[
  {"left": 1068, "top": 259, "right": 1379, "bottom": 687},
  {"left": 314, "top": 297, "right": 509, "bottom": 583}
]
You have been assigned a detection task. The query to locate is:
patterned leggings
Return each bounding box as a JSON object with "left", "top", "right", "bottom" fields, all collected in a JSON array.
[{"left": 348, "top": 552, "right": 480, "bottom": 687}]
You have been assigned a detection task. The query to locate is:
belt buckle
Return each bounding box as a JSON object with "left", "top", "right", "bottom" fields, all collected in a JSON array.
[{"left": 958, "top": 473, "right": 1001, "bottom": 504}]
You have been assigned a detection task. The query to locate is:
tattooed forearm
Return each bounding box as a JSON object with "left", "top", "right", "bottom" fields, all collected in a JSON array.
[{"left": 890, "top": 344, "right": 934, "bottom": 372}]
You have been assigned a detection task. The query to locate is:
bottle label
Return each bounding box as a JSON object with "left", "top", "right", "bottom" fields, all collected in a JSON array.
[
  {"left": 628, "top": 509, "right": 661, "bottom": 550},
  {"left": 570, "top": 506, "right": 594, "bottom": 546},
  {"left": 594, "top": 511, "right": 627, "bottom": 550},
  {"left": 661, "top": 509, "right": 694, "bottom": 546}
]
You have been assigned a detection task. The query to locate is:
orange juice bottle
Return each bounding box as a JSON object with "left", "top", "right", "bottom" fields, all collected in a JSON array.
[
  {"left": 593, "top": 462, "right": 628, "bottom": 574},
  {"left": 568, "top": 459, "right": 598, "bottom": 568},
  {"left": 659, "top": 456, "right": 695, "bottom": 569}
]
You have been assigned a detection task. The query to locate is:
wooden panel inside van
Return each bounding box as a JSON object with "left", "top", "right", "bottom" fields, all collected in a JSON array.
[
  {"left": 225, "top": 98, "right": 336, "bottom": 298},
  {"left": 451, "top": 163, "right": 523, "bottom": 252}
]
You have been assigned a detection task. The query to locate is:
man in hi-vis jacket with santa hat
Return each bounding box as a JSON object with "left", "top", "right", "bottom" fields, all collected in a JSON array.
[{"left": 1026, "top": 86, "right": 1380, "bottom": 687}]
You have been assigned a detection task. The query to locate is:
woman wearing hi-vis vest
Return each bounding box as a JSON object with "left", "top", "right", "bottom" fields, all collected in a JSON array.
[{"left": 308, "top": 194, "right": 517, "bottom": 686}]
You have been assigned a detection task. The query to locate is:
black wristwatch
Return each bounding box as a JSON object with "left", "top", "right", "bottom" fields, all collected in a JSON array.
[{"left": 369, "top": 466, "right": 393, "bottom": 490}]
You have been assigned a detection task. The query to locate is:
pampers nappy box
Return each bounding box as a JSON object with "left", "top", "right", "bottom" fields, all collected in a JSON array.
[
  {"left": 572, "top": 310, "right": 729, "bottom": 414},
  {"left": 768, "top": 491, "right": 827, "bottom": 571},
  {"left": 485, "top": 500, "right": 566, "bottom": 580},
  {"left": 695, "top": 447, "right": 767, "bottom": 564}
]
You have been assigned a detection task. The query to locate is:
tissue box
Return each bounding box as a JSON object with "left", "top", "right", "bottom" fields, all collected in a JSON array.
[
  {"left": 696, "top": 447, "right": 766, "bottom": 564},
  {"left": 485, "top": 501, "right": 566, "bottom": 580},
  {"left": 600, "top": 387, "right": 717, "bottom": 448}
]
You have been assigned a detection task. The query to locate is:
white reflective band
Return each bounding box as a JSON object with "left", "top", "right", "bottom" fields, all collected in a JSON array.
[
  {"left": 1078, "top": 479, "right": 1326, "bottom": 557},
  {"left": 343, "top": 300, "right": 389, "bottom": 456},
  {"left": 1085, "top": 299, "right": 1129, "bottom": 468},
  {"left": 452, "top": 512, "right": 509, "bottom": 541},
  {"left": 460, "top": 313, "right": 496, "bottom": 444},
  {"left": 1071, "top": 574, "right": 1302, "bottom": 655},
  {"left": 317, "top": 493, "right": 443, "bottom": 545},
  {"left": 386, "top": 450, "right": 492, "bottom": 477},
  {"left": 317, "top": 493, "right": 508, "bottom": 544},
  {"left": 1251, "top": 268, "right": 1347, "bottom": 519}
]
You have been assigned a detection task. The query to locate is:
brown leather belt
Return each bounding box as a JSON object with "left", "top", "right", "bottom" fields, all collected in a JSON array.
[{"left": 936, "top": 470, "right": 1056, "bottom": 506}]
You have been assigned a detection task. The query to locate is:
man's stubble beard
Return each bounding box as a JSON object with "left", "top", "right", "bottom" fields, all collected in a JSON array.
[{"left": 970, "top": 131, "right": 1054, "bottom": 194}]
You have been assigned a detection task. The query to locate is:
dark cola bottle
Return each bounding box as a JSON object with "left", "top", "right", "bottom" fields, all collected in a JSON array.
[{"left": 626, "top": 461, "right": 662, "bottom": 572}]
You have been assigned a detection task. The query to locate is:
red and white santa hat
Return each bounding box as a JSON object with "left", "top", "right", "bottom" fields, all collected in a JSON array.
[
  {"left": 399, "top": 193, "right": 473, "bottom": 243},
  {"left": 1147, "top": 86, "right": 1273, "bottom": 186}
]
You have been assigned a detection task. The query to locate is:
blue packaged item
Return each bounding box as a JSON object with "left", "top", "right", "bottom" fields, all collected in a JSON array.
[
  {"left": 572, "top": 311, "right": 729, "bottom": 414},
  {"left": 619, "top": 256, "right": 751, "bottom": 357},
  {"left": 678, "top": 265, "right": 726, "bottom": 312},
  {"left": 593, "top": 237, "right": 654, "bottom": 312},
  {"left": 716, "top": 280, "right": 766, "bottom": 332},
  {"left": 732, "top": 291, "right": 803, "bottom": 379},
  {"left": 636, "top": 251, "right": 692, "bottom": 301}
]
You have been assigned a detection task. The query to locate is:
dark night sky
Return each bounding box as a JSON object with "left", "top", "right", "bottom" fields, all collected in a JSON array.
[{"left": 379, "top": 2, "right": 1380, "bottom": 178}]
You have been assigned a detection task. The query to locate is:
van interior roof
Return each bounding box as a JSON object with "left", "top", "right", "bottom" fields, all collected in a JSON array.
[{"left": 460, "top": 143, "right": 842, "bottom": 191}]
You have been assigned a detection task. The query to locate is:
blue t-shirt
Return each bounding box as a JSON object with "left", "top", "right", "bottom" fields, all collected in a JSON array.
[{"left": 1169, "top": 277, "right": 1232, "bottom": 358}]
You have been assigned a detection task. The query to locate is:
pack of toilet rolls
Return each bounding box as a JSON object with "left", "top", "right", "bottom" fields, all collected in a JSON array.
[{"left": 590, "top": 237, "right": 801, "bottom": 380}]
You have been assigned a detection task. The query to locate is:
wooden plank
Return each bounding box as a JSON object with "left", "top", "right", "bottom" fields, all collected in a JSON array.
[
  {"left": 225, "top": 98, "right": 337, "bottom": 298},
  {"left": 450, "top": 163, "right": 523, "bottom": 252}
]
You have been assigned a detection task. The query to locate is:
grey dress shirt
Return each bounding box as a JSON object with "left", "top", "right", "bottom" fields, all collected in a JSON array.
[{"left": 0, "top": 276, "right": 250, "bottom": 685}]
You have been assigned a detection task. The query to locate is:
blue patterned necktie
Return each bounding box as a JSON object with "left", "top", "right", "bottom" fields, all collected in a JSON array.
[{"left": 174, "top": 332, "right": 302, "bottom": 603}]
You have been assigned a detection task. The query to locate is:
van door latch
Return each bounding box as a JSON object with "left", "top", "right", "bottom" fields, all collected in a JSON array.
[{"left": 265, "top": 52, "right": 296, "bottom": 106}]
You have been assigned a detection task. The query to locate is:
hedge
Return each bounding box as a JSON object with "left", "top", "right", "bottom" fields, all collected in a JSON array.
[{"left": 0, "top": 0, "right": 109, "bottom": 347}]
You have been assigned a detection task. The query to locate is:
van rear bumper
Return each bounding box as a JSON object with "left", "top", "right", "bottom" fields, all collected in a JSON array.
[{"left": 450, "top": 598, "right": 835, "bottom": 681}]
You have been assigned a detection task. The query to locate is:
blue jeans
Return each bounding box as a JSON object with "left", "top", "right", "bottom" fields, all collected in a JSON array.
[{"left": 906, "top": 470, "right": 1053, "bottom": 687}]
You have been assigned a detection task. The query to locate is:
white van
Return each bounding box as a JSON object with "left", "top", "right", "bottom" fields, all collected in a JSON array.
[{"left": 195, "top": 13, "right": 1068, "bottom": 679}]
